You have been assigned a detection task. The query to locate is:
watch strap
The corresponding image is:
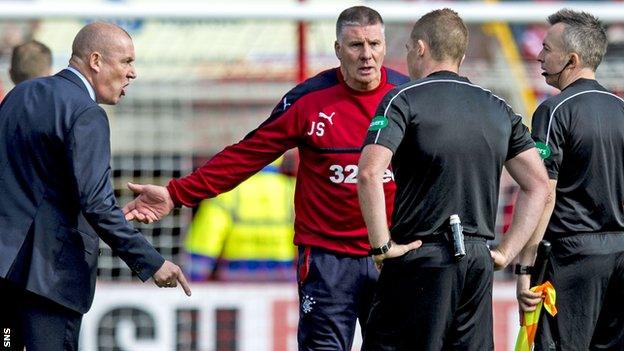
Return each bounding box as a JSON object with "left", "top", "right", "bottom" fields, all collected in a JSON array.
[
  {"left": 369, "top": 240, "right": 392, "bottom": 256},
  {"left": 514, "top": 264, "right": 534, "bottom": 275}
]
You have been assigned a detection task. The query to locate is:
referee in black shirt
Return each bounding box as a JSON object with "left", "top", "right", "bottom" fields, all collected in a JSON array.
[
  {"left": 518, "top": 9, "right": 624, "bottom": 351},
  {"left": 357, "top": 9, "right": 549, "bottom": 351}
]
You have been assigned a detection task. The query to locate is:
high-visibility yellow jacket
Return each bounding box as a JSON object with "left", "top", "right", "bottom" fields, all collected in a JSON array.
[{"left": 184, "top": 167, "right": 296, "bottom": 281}]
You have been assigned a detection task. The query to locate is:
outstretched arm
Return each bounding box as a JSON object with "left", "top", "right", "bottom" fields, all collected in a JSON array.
[{"left": 125, "top": 94, "right": 303, "bottom": 222}]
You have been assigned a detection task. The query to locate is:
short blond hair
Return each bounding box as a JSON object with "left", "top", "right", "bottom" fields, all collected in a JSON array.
[{"left": 410, "top": 8, "right": 467, "bottom": 64}]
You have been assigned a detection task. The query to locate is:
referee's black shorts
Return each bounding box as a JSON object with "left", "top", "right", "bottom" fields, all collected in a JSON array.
[
  {"left": 535, "top": 233, "right": 624, "bottom": 351},
  {"left": 362, "top": 237, "right": 493, "bottom": 351}
]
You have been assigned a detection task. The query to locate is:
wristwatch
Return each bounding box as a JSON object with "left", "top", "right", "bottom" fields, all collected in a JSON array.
[
  {"left": 369, "top": 240, "right": 392, "bottom": 256},
  {"left": 514, "top": 264, "right": 534, "bottom": 275}
]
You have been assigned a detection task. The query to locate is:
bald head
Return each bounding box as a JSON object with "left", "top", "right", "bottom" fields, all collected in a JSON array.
[
  {"left": 71, "top": 22, "right": 131, "bottom": 62},
  {"left": 69, "top": 22, "right": 137, "bottom": 105}
]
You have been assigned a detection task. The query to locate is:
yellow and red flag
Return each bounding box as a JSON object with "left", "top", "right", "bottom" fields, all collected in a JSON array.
[{"left": 514, "top": 281, "right": 558, "bottom": 351}]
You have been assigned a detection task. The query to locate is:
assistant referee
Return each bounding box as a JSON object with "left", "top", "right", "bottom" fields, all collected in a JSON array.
[
  {"left": 357, "top": 8, "right": 549, "bottom": 351},
  {"left": 518, "top": 9, "right": 624, "bottom": 351}
]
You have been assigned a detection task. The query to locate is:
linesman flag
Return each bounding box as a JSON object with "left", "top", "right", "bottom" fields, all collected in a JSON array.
[{"left": 514, "top": 281, "right": 557, "bottom": 351}]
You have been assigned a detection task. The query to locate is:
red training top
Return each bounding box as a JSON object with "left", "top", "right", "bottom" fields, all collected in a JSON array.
[{"left": 168, "top": 67, "right": 409, "bottom": 256}]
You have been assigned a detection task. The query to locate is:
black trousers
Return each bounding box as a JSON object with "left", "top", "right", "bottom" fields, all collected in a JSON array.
[
  {"left": 0, "top": 278, "right": 83, "bottom": 351},
  {"left": 535, "top": 233, "right": 624, "bottom": 351},
  {"left": 362, "top": 239, "right": 493, "bottom": 351}
]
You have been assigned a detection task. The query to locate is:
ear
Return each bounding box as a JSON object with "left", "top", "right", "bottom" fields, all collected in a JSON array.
[
  {"left": 460, "top": 54, "right": 466, "bottom": 66},
  {"left": 89, "top": 51, "right": 103, "bottom": 73},
  {"left": 334, "top": 41, "right": 341, "bottom": 60},
  {"left": 416, "top": 39, "right": 426, "bottom": 56},
  {"left": 568, "top": 52, "right": 581, "bottom": 68}
]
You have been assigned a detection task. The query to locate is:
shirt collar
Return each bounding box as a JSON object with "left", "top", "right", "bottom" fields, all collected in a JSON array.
[
  {"left": 427, "top": 70, "right": 460, "bottom": 78},
  {"left": 66, "top": 66, "right": 96, "bottom": 101},
  {"left": 562, "top": 78, "right": 599, "bottom": 91}
]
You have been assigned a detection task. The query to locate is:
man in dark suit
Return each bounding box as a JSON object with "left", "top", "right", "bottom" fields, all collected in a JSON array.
[{"left": 0, "top": 22, "right": 191, "bottom": 351}]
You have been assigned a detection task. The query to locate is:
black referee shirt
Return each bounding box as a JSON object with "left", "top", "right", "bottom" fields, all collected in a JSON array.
[
  {"left": 363, "top": 71, "right": 534, "bottom": 242},
  {"left": 532, "top": 78, "right": 624, "bottom": 237}
]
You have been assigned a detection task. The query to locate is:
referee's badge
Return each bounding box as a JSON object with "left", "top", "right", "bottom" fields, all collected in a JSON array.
[
  {"left": 535, "top": 141, "right": 551, "bottom": 159},
  {"left": 369, "top": 115, "right": 388, "bottom": 131}
]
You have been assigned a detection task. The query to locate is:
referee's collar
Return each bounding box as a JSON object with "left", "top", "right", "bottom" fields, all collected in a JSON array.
[
  {"left": 427, "top": 70, "right": 460, "bottom": 78},
  {"left": 562, "top": 78, "right": 599, "bottom": 91}
]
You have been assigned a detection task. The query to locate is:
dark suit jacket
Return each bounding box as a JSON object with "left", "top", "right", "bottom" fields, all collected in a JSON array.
[{"left": 0, "top": 69, "right": 164, "bottom": 314}]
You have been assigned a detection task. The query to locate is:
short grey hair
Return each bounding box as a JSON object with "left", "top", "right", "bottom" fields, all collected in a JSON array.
[
  {"left": 548, "top": 9, "right": 607, "bottom": 71},
  {"left": 335, "top": 6, "right": 384, "bottom": 40}
]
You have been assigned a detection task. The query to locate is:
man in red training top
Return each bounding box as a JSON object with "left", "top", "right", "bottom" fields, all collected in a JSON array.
[{"left": 122, "top": 6, "right": 418, "bottom": 350}]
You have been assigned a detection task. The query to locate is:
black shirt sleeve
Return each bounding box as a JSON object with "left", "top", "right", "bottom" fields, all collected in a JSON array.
[
  {"left": 506, "top": 107, "right": 534, "bottom": 161},
  {"left": 363, "top": 89, "right": 411, "bottom": 153},
  {"left": 531, "top": 103, "right": 564, "bottom": 179}
]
